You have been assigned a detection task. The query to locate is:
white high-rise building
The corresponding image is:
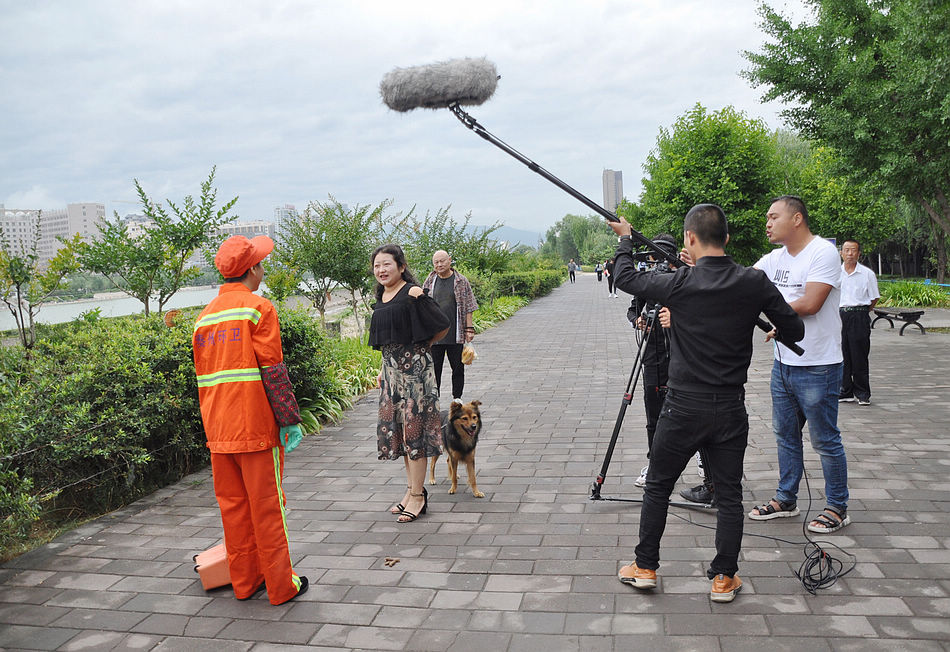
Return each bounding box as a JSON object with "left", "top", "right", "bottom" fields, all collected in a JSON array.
[
  {"left": 0, "top": 205, "right": 40, "bottom": 257},
  {"left": 602, "top": 169, "right": 624, "bottom": 213},
  {"left": 274, "top": 204, "right": 298, "bottom": 240}
]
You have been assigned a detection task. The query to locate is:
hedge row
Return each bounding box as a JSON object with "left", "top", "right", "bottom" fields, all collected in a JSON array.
[
  {"left": 467, "top": 269, "right": 563, "bottom": 306},
  {"left": 0, "top": 307, "right": 377, "bottom": 556}
]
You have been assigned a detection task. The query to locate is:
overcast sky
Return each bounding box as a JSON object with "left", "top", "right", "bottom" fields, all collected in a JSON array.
[{"left": 1, "top": 0, "right": 810, "bottom": 238}]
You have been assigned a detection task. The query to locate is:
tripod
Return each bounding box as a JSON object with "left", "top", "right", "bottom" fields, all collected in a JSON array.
[{"left": 589, "top": 302, "right": 716, "bottom": 511}]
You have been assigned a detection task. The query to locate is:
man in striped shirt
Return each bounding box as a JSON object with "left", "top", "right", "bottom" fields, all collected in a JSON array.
[{"left": 193, "top": 235, "right": 308, "bottom": 605}]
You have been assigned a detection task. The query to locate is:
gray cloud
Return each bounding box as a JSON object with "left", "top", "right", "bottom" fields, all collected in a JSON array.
[{"left": 1, "top": 0, "right": 810, "bottom": 232}]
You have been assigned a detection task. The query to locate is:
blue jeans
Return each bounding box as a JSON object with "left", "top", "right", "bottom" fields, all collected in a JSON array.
[{"left": 771, "top": 361, "right": 848, "bottom": 512}]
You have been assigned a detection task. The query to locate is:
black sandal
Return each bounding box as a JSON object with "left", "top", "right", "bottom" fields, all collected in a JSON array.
[
  {"left": 397, "top": 489, "right": 427, "bottom": 523},
  {"left": 748, "top": 499, "right": 800, "bottom": 520},
  {"left": 390, "top": 486, "right": 411, "bottom": 514},
  {"left": 807, "top": 506, "right": 851, "bottom": 533}
]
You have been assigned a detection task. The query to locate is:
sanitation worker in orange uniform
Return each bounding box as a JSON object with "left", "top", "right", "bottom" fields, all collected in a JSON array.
[{"left": 193, "top": 235, "right": 308, "bottom": 605}]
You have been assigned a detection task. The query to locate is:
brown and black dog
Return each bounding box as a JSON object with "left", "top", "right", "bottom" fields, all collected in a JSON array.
[{"left": 428, "top": 400, "right": 484, "bottom": 498}]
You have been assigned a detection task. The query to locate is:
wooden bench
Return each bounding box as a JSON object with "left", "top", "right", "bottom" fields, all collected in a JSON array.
[{"left": 871, "top": 307, "right": 926, "bottom": 335}]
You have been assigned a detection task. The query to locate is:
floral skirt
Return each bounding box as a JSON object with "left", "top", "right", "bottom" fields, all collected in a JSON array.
[{"left": 377, "top": 342, "right": 443, "bottom": 461}]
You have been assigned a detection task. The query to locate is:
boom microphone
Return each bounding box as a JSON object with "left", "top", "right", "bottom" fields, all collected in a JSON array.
[
  {"left": 380, "top": 57, "right": 498, "bottom": 112},
  {"left": 378, "top": 58, "right": 804, "bottom": 355}
]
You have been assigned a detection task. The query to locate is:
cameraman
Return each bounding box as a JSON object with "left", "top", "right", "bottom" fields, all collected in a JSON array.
[
  {"left": 610, "top": 204, "right": 804, "bottom": 603},
  {"left": 627, "top": 234, "right": 712, "bottom": 501},
  {"left": 626, "top": 234, "right": 674, "bottom": 488}
]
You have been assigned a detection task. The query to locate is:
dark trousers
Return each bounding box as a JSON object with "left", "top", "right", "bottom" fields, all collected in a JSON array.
[
  {"left": 635, "top": 388, "right": 748, "bottom": 578},
  {"left": 840, "top": 310, "right": 871, "bottom": 401},
  {"left": 643, "top": 384, "right": 667, "bottom": 454},
  {"left": 432, "top": 343, "right": 464, "bottom": 399},
  {"left": 607, "top": 277, "right": 615, "bottom": 294},
  {"left": 597, "top": 271, "right": 603, "bottom": 281},
  {"left": 569, "top": 270, "right": 576, "bottom": 283}
]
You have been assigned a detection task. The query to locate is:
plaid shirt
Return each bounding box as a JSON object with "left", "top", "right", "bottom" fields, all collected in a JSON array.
[{"left": 423, "top": 270, "right": 479, "bottom": 344}]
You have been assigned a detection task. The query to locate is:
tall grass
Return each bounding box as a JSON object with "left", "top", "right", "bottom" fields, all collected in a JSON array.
[{"left": 877, "top": 281, "right": 950, "bottom": 308}]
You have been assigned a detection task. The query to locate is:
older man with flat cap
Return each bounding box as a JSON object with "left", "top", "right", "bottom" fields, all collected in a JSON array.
[{"left": 192, "top": 235, "right": 308, "bottom": 605}]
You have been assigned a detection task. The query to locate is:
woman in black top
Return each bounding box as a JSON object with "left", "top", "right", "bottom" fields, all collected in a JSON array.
[{"left": 368, "top": 244, "right": 449, "bottom": 523}]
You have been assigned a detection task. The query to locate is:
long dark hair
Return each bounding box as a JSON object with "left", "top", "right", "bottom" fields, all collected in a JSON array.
[{"left": 371, "top": 244, "right": 419, "bottom": 301}]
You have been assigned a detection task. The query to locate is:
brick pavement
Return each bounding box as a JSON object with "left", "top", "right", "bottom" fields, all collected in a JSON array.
[{"left": 2, "top": 271, "right": 949, "bottom": 651}]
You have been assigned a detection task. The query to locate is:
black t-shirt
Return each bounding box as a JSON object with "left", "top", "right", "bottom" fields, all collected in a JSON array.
[{"left": 368, "top": 283, "right": 450, "bottom": 350}]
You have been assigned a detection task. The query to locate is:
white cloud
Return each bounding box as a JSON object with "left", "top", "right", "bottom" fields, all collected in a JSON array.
[{"left": 3, "top": 185, "right": 65, "bottom": 211}]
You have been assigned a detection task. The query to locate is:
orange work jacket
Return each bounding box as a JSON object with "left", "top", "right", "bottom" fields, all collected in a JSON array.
[{"left": 193, "top": 284, "right": 283, "bottom": 453}]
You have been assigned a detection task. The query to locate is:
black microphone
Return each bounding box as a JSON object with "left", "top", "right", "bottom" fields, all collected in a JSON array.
[{"left": 380, "top": 58, "right": 499, "bottom": 112}]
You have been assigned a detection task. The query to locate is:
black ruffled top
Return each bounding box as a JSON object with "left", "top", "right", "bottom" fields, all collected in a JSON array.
[{"left": 368, "top": 283, "right": 451, "bottom": 349}]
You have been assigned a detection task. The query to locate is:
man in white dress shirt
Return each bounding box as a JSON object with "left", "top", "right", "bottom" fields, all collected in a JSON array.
[{"left": 838, "top": 239, "right": 880, "bottom": 406}]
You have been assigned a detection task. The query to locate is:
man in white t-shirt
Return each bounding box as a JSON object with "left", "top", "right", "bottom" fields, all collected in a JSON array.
[
  {"left": 749, "top": 195, "right": 851, "bottom": 534},
  {"left": 838, "top": 239, "right": 880, "bottom": 406}
]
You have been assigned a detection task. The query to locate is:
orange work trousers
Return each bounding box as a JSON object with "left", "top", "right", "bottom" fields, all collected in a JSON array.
[{"left": 211, "top": 446, "right": 303, "bottom": 605}]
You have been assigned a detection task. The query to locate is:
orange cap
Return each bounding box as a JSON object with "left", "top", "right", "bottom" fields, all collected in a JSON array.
[{"left": 214, "top": 235, "right": 275, "bottom": 278}]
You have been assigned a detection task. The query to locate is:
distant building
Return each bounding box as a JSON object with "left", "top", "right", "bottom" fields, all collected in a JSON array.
[
  {"left": 220, "top": 220, "right": 276, "bottom": 240},
  {"left": 274, "top": 204, "right": 298, "bottom": 240},
  {"left": 602, "top": 169, "right": 623, "bottom": 213},
  {"left": 122, "top": 213, "right": 154, "bottom": 239},
  {"left": 0, "top": 202, "right": 105, "bottom": 264},
  {"left": 0, "top": 205, "right": 40, "bottom": 257}
]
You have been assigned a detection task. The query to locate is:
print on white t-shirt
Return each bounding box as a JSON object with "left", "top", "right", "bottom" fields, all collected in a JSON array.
[{"left": 755, "top": 236, "right": 843, "bottom": 366}]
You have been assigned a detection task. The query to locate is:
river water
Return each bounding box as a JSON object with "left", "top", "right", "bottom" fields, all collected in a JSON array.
[{"left": 0, "top": 286, "right": 224, "bottom": 331}]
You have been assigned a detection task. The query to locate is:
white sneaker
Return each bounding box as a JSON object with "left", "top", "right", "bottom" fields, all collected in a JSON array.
[
  {"left": 635, "top": 465, "right": 648, "bottom": 487},
  {"left": 695, "top": 452, "right": 704, "bottom": 479}
]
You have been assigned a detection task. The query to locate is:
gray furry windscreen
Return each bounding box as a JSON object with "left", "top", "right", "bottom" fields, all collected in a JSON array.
[{"left": 380, "top": 57, "right": 498, "bottom": 112}]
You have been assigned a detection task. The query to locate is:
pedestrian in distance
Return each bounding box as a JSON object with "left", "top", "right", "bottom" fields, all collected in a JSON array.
[
  {"left": 423, "top": 250, "right": 479, "bottom": 403},
  {"left": 605, "top": 257, "right": 616, "bottom": 297},
  {"left": 610, "top": 205, "right": 804, "bottom": 603},
  {"left": 369, "top": 244, "right": 450, "bottom": 524},
  {"left": 837, "top": 239, "right": 879, "bottom": 406},
  {"left": 568, "top": 258, "right": 578, "bottom": 283},
  {"left": 192, "top": 235, "right": 309, "bottom": 605},
  {"left": 749, "top": 195, "right": 852, "bottom": 535}
]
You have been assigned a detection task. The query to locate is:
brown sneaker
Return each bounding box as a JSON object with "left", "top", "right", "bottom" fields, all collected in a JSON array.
[
  {"left": 710, "top": 573, "right": 742, "bottom": 603},
  {"left": 618, "top": 562, "right": 657, "bottom": 589}
]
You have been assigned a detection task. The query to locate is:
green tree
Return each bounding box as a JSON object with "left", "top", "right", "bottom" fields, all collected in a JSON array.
[
  {"left": 637, "top": 103, "right": 781, "bottom": 265},
  {"left": 276, "top": 198, "right": 391, "bottom": 323},
  {"left": 797, "top": 145, "right": 898, "bottom": 250},
  {"left": 0, "top": 217, "right": 82, "bottom": 349},
  {"left": 744, "top": 0, "right": 950, "bottom": 280},
  {"left": 80, "top": 168, "right": 238, "bottom": 315},
  {"left": 540, "top": 214, "right": 615, "bottom": 265}
]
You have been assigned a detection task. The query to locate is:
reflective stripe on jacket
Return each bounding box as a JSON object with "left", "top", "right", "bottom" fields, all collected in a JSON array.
[{"left": 193, "top": 284, "right": 284, "bottom": 453}]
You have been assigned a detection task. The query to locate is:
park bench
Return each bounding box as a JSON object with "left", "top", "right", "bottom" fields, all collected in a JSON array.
[{"left": 871, "top": 307, "right": 926, "bottom": 335}]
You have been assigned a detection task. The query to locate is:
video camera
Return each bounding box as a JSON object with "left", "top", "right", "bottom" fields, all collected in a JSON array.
[{"left": 632, "top": 237, "right": 679, "bottom": 275}]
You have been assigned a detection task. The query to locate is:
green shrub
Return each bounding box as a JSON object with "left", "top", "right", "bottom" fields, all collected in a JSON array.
[
  {"left": 472, "top": 295, "right": 530, "bottom": 333},
  {"left": 0, "top": 314, "right": 207, "bottom": 551},
  {"left": 0, "top": 305, "right": 380, "bottom": 557},
  {"left": 877, "top": 281, "right": 950, "bottom": 308},
  {"left": 489, "top": 270, "right": 563, "bottom": 300}
]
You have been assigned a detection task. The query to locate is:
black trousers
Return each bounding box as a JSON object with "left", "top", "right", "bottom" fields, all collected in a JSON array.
[
  {"left": 569, "top": 270, "right": 576, "bottom": 283},
  {"left": 840, "top": 310, "right": 871, "bottom": 401},
  {"left": 607, "top": 276, "right": 615, "bottom": 294},
  {"left": 635, "top": 388, "right": 748, "bottom": 578},
  {"left": 432, "top": 343, "right": 464, "bottom": 399}
]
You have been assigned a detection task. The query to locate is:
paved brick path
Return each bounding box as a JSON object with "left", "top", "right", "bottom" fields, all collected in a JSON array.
[{"left": 2, "top": 272, "right": 949, "bottom": 651}]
